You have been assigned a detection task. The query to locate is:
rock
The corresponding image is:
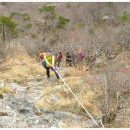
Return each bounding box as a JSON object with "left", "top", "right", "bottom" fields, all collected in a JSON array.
[
  {"left": 0, "top": 97, "right": 91, "bottom": 128},
  {"left": 109, "top": 54, "right": 116, "bottom": 59},
  {"left": 15, "top": 59, "right": 23, "bottom": 65},
  {"left": 5, "top": 96, "right": 40, "bottom": 115},
  {"left": 0, "top": 71, "right": 100, "bottom": 128},
  {"left": 49, "top": 96, "right": 58, "bottom": 102},
  {"left": 102, "top": 15, "right": 109, "bottom": 20},
  {"left": 43, "top": 110, "right": 80, "bottom": 125},
  {"left": 0, "top": 117, "right": 28, "bottom": 128},
  {"left": 58, "top": 120, "right": 65, "bottom": 127},
  {"left": 94, "top": 59, "right": 105, "bottom": 68},
  {"left": 36, "top": 75, "right": 43, "bottom": 81},
  {"left": 25, "top": 92, "right": 42, "bottom": 102},
  {"left": 8, "top": 83, "right": 25, "bottom": 92},
  {"left": 85, "top": 119, "right": 97, "bottom": 128},
  {"left": 0, "top": 114, "right": 63, "bottom": 128},
  {"left": 54, "top": 111, "right": 79, "bottom": 123},
  {"left": 102, "top": 15, "right": 114, "bottom": 20},
  {"left": 19, "top": 108, "right": 30, "bottom": 114},
  {"left": 94, "top": 59, "right": 102, "bottom": 64},
  {"left": 0, "top": 101, "right": 17, "bottom": 117},
  {"left": 27, "top": 81, "right": 43, "bottom": 88},
  {"left": 53, "top": 85, "right": 61, "bottom": 92},
  {"left": 26, "top": 76, "right": 35, "bottom": 82}
]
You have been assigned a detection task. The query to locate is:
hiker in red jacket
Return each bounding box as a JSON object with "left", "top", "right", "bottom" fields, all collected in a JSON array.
[
  {"left": 76, "top": 49, "right": 85, "bottom": 63},
  {"left": 38, "top": 51, "right": 47, "bottom": 61},
  {"left": 55, "top": 51, "right": 63, "bottom": 67}
]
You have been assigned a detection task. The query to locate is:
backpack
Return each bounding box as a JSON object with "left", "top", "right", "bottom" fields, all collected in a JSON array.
[
  {"left": 38, "top": 53, "right": 44, "bottom": 60},
  {"left": 66, "top": 51, "right": 75, "bottom": 62},
  {"left": 76, "top": 51, "right": 85, "bottom": 61}
]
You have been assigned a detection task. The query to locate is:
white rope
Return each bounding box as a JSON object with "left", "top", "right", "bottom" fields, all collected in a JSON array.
[
  {"left": 100, "top": 119, "right": 105, "bottom": 128},
  {"left": 54, "top": 68, "right": 102, "bottom": 128}
]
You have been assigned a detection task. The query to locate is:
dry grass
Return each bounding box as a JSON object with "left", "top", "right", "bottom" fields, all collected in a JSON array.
[
  {"left": 0, "top": 85, "right": 15, "bottom": 98},
  {"left": 63, "top": 120, "right": 84, "bottom": 128},
  {"left": 115, "top": 50, "right": 130, "bottom": 65},
  {"left": 0, "top": 52, "right": 45, "bottom": 83},
  {"left": 35, "top": 75, "right": 97, "bottom": 116},
  {"left": 63, "top": 67, "right": 87, "bottom": 77},
  {"left": 0, "top": 86, "right": 10, "bottom": 94}
]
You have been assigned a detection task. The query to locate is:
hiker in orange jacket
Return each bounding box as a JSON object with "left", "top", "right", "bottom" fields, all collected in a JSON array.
[{"left": 38, "top": 51, "right": 47, "bottom": 61}]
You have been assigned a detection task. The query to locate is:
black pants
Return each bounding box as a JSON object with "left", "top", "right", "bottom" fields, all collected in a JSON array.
[
  {"left": 46, "top": 67, "right": 50, "bottom": 78},
  {"left": 66, "top": 59, "right": 73, "bottom": 66},
  {"left": 44, "top": 66, "right": 59, "bottom": 79},
  {"left": 42, "top": 61, "right": 59, "bottom": 79},
  {"left": 45, "top": 66, "right": 59, "bottom": 79}
]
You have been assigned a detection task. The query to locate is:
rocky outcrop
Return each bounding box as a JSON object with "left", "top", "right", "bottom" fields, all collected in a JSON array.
[
  {"left": 0, "top": 77, "right": 95, "bottom": 128},
  {"left": 0, "top": 94, "right": 95, "bottom": 128}
]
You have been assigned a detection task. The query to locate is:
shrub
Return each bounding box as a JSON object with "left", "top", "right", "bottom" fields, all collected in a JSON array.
[
  {"left": 25, "top": 23, "right": 32, "bottom": 30},
  {"left": 23, "top": 13, "right": 31, "bottom": 21},
  {"left": 88, "top": 70, "right": 130, "bottom": 126},
  {"left": 118, "top": 11, "right": 130, "bottom": 23},
  {"left": 39, "top": 5, "right": 56, "bottom": 17},
  {"left": 10, "top": 12, "right": 31, "bottom": 21},
  {"left": 0, "top": 16, "right": 17, "bottom": 37},
  {"left": 57, "top": 16, "right": 69, "bottom": 28},
  {"left": 10, "top": 12, "right": 22, "bottom": 18}
]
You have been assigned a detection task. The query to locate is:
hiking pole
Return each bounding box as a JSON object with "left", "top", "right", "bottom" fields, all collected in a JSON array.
[{"left": 53, "top": 68, "right": 102, "bottom": 128}]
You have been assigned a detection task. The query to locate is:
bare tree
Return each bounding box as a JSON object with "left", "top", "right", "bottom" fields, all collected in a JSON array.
[{"left": 87, "top": 69, "right": 130, "bottom": 126}]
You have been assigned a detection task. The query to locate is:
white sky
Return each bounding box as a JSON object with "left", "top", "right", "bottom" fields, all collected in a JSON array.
[{"left": 0, "top": 0, "right": 130, "bottom": 2}]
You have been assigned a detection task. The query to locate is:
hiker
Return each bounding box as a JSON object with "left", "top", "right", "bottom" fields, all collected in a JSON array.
[
  {"left": 38, "top": 51, "right": 47, "bottom": 62},
  {"left": 66, "top": 50, "right": 75, "bottom": 66},
  {"left": 55, "top": 51, "right": 63, "bottom": 67},
  {"left": 86, "top": 51, "right": 98, "bottom": 69},
  {"left": 42, "top": 51, "right": 60, "bottom": 79},
  {"left": 76, "top": 49, "right": 85, "bottom": 63}
]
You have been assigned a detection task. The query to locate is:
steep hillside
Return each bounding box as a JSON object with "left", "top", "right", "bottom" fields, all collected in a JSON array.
[
  {"left": 0, "top": 51, "right": 129, "bottom": 128},
  {"left": 0, "top": 2, "right": 130, "bottom": 128}
]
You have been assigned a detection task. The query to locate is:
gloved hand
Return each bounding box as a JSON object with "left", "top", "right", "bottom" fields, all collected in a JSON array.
[{"left": 50, "top": 66, "right": 55, "bottom": 70}]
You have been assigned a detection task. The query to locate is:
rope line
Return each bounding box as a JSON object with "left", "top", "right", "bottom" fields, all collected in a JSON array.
[
  {"left": 54, "top": 68, "right": 102, "bottom": 128},
  {"left": 100, "top": 119, "right": 105, "bottom": 128}
]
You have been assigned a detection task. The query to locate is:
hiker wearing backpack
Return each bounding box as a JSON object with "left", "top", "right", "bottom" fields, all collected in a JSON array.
[
  {"left": 76, "top": 49, "right": 85, "bottom": 63},
  {"left": 55, "top": 51, "right": 63, "bottom": 67},
  {"left": 86, "top": 51, "right": 98, "bottom": 69},
  {"left": 38, "top": 51, "right": 47, "bottom": 62},
  {"left": 42, "top": 51, "right": 60, "bottom": 79},
  {"left": 66, "top": 50, "right": 75, "bottom": 66}
]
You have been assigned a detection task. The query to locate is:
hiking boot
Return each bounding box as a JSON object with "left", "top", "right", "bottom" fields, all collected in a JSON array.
[
  {"left": 57, "top": 77, "right": 60, "bottom": 80},
  {"left": 47, "top": 77, "right": 50, "bottom": 79}
]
